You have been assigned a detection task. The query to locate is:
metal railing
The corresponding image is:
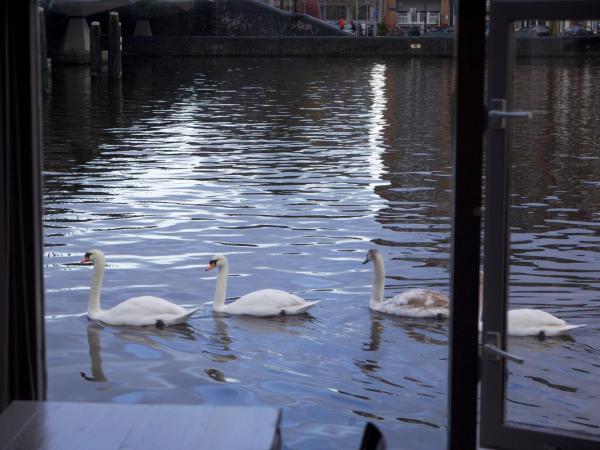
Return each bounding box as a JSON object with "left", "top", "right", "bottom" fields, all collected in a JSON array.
[{"left": 397, "top": 12, "right": 441, "bottom": 26}]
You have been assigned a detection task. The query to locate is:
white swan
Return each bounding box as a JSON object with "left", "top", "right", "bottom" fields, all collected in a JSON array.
[
  {"left": 81, "top": 249, "right": 199, "bottom": 326},
  {"left": 206, "top": 254, "right": 319, "bottom": 316},
  {"left": 363, "top": 249, "right": 449, "bottom": 318},
  {"left": 478, "top": 273, "right": 585, "bottom": 337},
  {"left": 506, "top": 309, "right": 584, "bottom": 337}
]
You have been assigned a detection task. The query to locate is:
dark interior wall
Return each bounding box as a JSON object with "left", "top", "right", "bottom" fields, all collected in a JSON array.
[{"left": 0, "top": 1, "right": 46, "bottom": 412}]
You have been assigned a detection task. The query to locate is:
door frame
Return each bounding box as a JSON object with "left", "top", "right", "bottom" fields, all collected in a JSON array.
[
  {"left": 0, "top": 1, "right": 46, "bottom": 412},
  {"left": 480, "top": 1, "right": 600, "bottom": 449},
  {"left": 447, "top": 0, "right": 487, "bottom": 448}
]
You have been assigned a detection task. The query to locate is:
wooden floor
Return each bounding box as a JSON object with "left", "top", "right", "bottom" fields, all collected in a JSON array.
[{"left": 0, "top": 401, "right": 281, "bottom": 450}]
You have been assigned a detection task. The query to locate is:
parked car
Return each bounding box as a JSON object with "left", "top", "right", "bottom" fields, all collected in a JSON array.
[
  {"left": 406, "top": 25, "right": 421, "bottom": 36},
  {"left": 423, "top": 27, "right": 454, "bottom": 36},
  {"left": 563, "top": 24, "right": 594, "bottom": 36},
  {"left": 517, "top": 25, "right": 550, "bottom": 36},
  {"left": 531, "top": 25, "right": 550, "bottom": 36},
  {"left": 388, "top": 27, "right": 406, "bottom": 36}
]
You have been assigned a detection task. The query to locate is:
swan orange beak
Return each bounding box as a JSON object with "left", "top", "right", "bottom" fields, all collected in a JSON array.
[
  {"left": 80, "top": 256, "right": 92, "bottom": 265},
  {"left": 206, "top": 261, "right": 217, "bottom": 271}
]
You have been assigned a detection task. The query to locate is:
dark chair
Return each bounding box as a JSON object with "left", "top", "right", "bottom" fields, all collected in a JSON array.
[{"left": 359, "top": 422, "right": 386, "bottom": 450}]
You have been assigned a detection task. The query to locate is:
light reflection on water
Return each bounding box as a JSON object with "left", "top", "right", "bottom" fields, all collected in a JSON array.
[
  {"left": 43, "top": 57, "right": 599, "bottom": 448},
  {"left": 505, "top": 58, "right": 600, "bottom": 434}
]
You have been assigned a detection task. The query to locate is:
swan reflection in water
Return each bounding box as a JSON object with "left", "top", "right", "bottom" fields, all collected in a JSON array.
[
  {"left": 356, "top": 312, "right": 448, "bottom": 385},
  {"left": 362, "top": 315, "right": 385, "bottom": 352},
  {"left": 203, "top": 313, "right": 318, "bottom": 383},
  {"left": 363, "top": 311, "right": 447, "bottom": 353},
  {"left": 392, "top": 317, "right": 448, "bottom": 346},
  {"left": 202, "top": 316, "right": 236, "bottom": 363},
  {"left": 203, "top": 312, "right": 316, "bottom": 363},
  {"left": 81, "top": 322, "right": 197, "bottom": 382},
  {"left": 113, "top": 322, "right": 197, "bottom": 348},
  {"left": 219, "top": 312, "right": 317, "bottom": 335},
  {"left": 202, "top": 317, "right": 240, "bottom": 383},
  {"left": 80, "top": 324, "right": 107, "bottom": 382}
]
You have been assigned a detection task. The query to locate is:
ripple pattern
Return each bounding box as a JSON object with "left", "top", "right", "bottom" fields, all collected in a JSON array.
[{"left": 43, "top": 57, "right": 600, "bottom": 448}]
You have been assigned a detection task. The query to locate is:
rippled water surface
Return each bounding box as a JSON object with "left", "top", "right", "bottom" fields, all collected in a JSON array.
[
  {"left": 506, "top": 58, "right": 600, "bottom": 435},
  {"left": 43, "top": 57, "right": 599, "bottom": 448}
]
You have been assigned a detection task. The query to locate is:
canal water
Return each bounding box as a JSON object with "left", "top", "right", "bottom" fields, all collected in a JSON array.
[{"left": 43, "top": 57, "right": 600, "bottom": 448}]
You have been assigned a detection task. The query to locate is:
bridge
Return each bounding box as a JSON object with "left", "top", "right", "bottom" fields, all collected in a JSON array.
[{"left": 42, "top": 0, "right": 346, "bottom": 63}]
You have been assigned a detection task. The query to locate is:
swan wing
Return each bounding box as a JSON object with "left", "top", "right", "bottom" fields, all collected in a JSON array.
[
  {"left": 373, "top": 289, "right": 449, "bottom": 318},
  {"left": 223, "top": 289, "right": 317, "bottom": 316},
  {"left": 97, "top": 296, "right": 199, "bottom": 326},
  {"left": 508, "top": 308, "right": 566, "bottom": 327}
]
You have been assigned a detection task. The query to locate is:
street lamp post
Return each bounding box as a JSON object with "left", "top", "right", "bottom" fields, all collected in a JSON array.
[
  {"left": 355, "top": 0, "right": 358, "bottom": 34},
  {"left": 374, "top": 1, "right": 378, "bottom": 36}
]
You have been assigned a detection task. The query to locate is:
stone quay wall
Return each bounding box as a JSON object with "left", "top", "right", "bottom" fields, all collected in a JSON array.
[
  {"left": 124, "top": 35, "right": 600, "bottom": 58},
  {"left": 125, "top": 36, "right": 454, "bottom": 57}
]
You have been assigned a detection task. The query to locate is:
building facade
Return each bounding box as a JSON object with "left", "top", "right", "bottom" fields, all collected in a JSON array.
[{"left": 264, "top": 0, "right": 452, "bottom": 30}]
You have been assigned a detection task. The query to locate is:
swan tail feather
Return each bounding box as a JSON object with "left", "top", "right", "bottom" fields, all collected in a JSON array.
[
  {"left": 560, "top": 324, "right": 585, "bottom": 332},
  {"left": 519, "top": 323, "right": 586, "bottom": 337},
  {"left": 546, "top": 324, "right": 585, "bottom": 335},
  {"left": 282, "top": 300, "right": 320, "bottom": 315},
  {"left": 169, "top": 306, "right": 201, "bottom": 325}
]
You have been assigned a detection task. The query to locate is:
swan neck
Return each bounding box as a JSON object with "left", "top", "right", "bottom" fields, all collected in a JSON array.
[
  {"left": 88, "top": 257, "right": 105, "bottom": 316},
  {"left": 371, "top": 255, "right": 385, "bottom": 306},
  {"left": 213, "top": 264, "right": 228, "bottom": 312}
]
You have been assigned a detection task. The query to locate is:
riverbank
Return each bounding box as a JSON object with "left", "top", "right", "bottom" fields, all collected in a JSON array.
[
  {"left": 124, "top": 35, "right": 600, "bottom": 58},
  {"left": 124, "top": 36, "right": 453, "bottom": 57}
]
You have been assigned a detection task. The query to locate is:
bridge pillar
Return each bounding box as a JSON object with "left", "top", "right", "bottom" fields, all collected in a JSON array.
[{"left": 58, "top": 17, "right": 90, "bottom": 64}]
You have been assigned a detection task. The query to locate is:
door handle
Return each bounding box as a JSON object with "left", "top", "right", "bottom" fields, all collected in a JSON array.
[
  {"left": 488, "top": 98, "right": 532, "bottom": 129},
  {"left": 483, "top": 331, "right": 525, "bottom": 364},
  {"left": 483, "top": 343, "right": 525, "bottom": 364}
]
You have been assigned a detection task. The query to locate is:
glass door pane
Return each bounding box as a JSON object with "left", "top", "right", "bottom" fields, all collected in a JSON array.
[
  {"left": 504, "top": 18, "right": 600, "bottom": 436},
  {"left": 480, "top": 2, "right": 600, "bottom": 449}
]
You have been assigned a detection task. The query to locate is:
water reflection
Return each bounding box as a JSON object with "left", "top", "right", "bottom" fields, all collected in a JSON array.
[
  {"left": 363, "top": 312, "right": 447, "bottom": 353},
  {"left": 223, "top": 313, "right": 317, "bottom": 335},
  {"left": 208, "top": 315, "right": 232, "bottom": 345},
  {"left": 81, "top": 324, "right": 107, "bottom": 382},
  {"left": 366, "top": 63, "right": 386, "bottom": 188},
  {"left": 202, "top": 316, "right": 236, "bottom": 363},
  {"left": 43, "top": 56, "right": 600, "bottom": 448},
  {"left": 205, "top": 368, "right": 228, "bottom": 382},
  {"left": 394, "top": 318, "right": 447, "bottom": 346},
  {"left": 505, "top": 57, "right": 600, "bottom": 434},
  {"left": 81, "top": 322, "right": 199, "bottom": 383},
  {"left": 362, "top": 316, "right": 384, "bottom": 352},
  {"left": 113, "top": 322, "right": 197, "bottom": 348}
]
